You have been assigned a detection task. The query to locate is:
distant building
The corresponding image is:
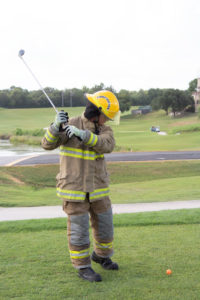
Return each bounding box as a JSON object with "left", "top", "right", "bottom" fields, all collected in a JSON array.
[
  {"left": 131, "top": 109, "right": 142, "bottom": 115},
  {"left": 131, "top": 105, "right": 152, "bottom": 115},
  {"left": 192, "top": 78, "right": 200, "bottom": 112}
]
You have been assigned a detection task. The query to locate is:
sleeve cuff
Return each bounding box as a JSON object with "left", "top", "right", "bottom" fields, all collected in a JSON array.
[
  {"left": 44, "top": 127, "right": 59, "bottom": 143},
  {"left": 84, "top": 130, "right": 98, "bottom": 147}
]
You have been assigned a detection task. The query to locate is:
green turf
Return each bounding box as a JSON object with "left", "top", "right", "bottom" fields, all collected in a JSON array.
[
  {"left": 2, "top": 160, "right": 200, "bottom": 186},
  {"left": 112, "top": 110, "right": 200, "bottom": 151},
  {"left": 110, "top": 175, "right": 200, "bottom": 203},
  {"left": 1, "top": 161, "right": 200, "bottom": 207},
  {"left": 1, "top": 107, "right": 200, "bottom": 151},
  {"left": 0, "top": 210, "right": 200, "bottom": 300},
  {"left": 0, "top": 107, "right": 84, "bottom": 135}
]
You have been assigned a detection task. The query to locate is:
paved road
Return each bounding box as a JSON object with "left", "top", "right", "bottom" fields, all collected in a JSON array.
[
  {"left": 1, "top": 151, "right": 200, "bottom": 166},
  {"left": 1, "top": 200, "right": 200, "bottom": 221}
]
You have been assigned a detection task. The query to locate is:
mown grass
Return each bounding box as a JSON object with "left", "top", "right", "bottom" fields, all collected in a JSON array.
[
  {"left": 170, "top": 123, "right": 200, "bottom": 134},
  {"left": 112, "top": 111, "right": 200, "bottom": 151},
  {"left": 1, "top": 161, "right": 200, "bottom": 207},
  {"left": 0, "top": 210, "right": 200, "bottom": 300},
  {"left": 0, "top": 107, "right": 84, "bottom": 135},
  {"left": 1, "top": 107, "right": 200, "bottom": 151}
]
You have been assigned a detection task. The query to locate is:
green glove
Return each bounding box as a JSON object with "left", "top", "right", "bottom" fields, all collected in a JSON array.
[
  {"left": 65, "top": 125, "right": 86, "bottom": 140},
  {"left": 52, "top": 111, "right": 68, "bottom": 132}
]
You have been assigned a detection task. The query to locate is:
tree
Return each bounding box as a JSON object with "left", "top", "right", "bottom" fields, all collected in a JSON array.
[
  {"left": 157, "top": 89, "right": 194, "bottom": 116},
  {"left": 0, "top": 83, "right": 195, "bottom": 112},
  {"left": 168, "top": 90, "right": 194, "bottom": 116},
  {"left": 89, "top": 83, "right": 105, "bottom": 93},
  {"left": 151, "top": 97, "right": 162, "bottom": 111},
  {"left": 117, "top": 89, "right": 132, "bottom": 112},
  {"left": 0, "top": 90, "right": 10, "bottom": 108},
  {"left": 157, "top": 89, "right": 173, "bottom": 114},
  {"left": 188, "top": 78, "right": 197, "bottom": 93},
  {"left": 148, "top": 89, "right": 163, "bottom": 103},
  {"left": 129, "top": 91, "right": 138, "bottom": 106},
  {"left": 9, "top": 87, "right": 31, "bottom": 108},
  {"left": 134, "top": 89, "right": 149, "bottom": 106},
  {"left": 70, "top": 88, "right": 85, "bottom": 107}
]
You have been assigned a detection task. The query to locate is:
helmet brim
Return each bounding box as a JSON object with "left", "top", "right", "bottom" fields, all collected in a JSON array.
[{"left": 85, "top": 94, "right": 99, "bottom": 109}]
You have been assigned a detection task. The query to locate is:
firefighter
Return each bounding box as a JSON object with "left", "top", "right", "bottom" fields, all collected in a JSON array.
[{"left": 42, "top": 90, "right": 120, "bottom": 282}]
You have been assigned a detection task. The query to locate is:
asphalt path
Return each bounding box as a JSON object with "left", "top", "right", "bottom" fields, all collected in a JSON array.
[
  {"left": 1, "top": 200, "right": 200, "bottom": 221},
  {"left": 1, "top": 151, "right": 200, "bottom": 166}
]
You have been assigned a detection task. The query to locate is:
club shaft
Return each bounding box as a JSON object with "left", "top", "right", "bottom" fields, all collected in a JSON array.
[{"left": 20, "top": 57, "right": 58, "bottom": 113}]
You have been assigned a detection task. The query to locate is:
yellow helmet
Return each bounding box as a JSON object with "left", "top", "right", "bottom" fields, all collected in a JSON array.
[{"left": 85, "top": 90, "right": 119, "bottom": 120}]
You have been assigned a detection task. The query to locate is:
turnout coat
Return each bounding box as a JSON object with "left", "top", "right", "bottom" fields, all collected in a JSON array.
[{"left": 41, "top": 113, "right": 115, "bottom": 202}]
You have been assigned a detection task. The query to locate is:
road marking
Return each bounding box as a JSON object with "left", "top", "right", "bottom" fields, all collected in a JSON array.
[{"left": 5, "top": 154, "right": 42, "bottom": 167}]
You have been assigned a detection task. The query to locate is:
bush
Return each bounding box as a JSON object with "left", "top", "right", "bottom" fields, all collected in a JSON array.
[
  {"left": 15, "top": 128, "right": 23, "bottom": 136},
  {"left": 14, "top": 128, "right": 45, "bottom": 137},
  {"left": 10, "top": 135, "right": 41, "bottom": 145}
]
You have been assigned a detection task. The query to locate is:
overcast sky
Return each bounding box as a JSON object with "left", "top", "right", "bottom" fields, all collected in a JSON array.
[{"left": 1, "top": 0, "right": 200, "bottom": 92}]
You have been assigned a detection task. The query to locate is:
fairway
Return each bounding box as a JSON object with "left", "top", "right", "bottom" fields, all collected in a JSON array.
[
  {"left": 1, "top": 108, "right": 200, "bottom": 151},
  {"left": 0, "top": 210, "right": 200, "bottom": 300},
  {"left": 1, "top": 161, "right": 200, "bottom": 207}
]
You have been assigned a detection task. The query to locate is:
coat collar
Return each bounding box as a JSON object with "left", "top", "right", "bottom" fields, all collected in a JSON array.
[{"left": 81, "top": 112, "right": 96, "bottom": 132}]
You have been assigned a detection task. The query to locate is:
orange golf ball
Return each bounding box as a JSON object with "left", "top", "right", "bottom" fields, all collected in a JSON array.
[{"left": 166, "top": 269, "right": 172, "bottom": 275}]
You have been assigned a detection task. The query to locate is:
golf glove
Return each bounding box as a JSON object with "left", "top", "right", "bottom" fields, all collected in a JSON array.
[
  {"left": 52, "top": 111, "right": 68, "bottom": 132},
  {"left": 65, "top": 125, "right": 86, "bottom": 141}
]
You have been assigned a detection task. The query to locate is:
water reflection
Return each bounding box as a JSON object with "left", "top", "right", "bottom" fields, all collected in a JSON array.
[{"left": 0, "top": 139, "right": 58, "bottom": 156}]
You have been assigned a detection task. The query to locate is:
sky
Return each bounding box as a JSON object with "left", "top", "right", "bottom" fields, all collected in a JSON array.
[{"left": 1, "top": 0, "right": 200, "bottom": 92}]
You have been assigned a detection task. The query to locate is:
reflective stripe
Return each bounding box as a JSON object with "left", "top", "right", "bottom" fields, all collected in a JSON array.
[
  {"left": 85, "top": 132, "right": 98, "bottom": 147},
  {"left": 57, "top": 188, "right": 86, "bottom": 200},
  {"left": 70, "top": 248, "right": 90, "bottom": 259},
  {"left": 57, "top": 187, "right": 109, "bottom": 200},
  {"left": 94, "top": 239, "right": 113, "bottom": 250},
  {"left": 97, "top": 95, "right": 111, "bottom": 110},
  {"left": 60, "top": 146, "right": 104, "bottom": 160},
  {"left": 90, "top": 188, "right": 109, "bottom": 200},
  {"left": 45, "top": 129, "right": 58, "bottom": 143}
]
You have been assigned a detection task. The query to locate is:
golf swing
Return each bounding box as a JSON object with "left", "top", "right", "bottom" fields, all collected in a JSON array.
[
  {"left": 42, "top": 91, "right": 120, "bottom": 282},
  {"left": 19, "top": 49, "right": 120, "bottom": 282}
]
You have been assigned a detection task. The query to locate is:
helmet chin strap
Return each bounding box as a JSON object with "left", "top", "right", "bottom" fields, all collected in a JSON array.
[{"left": 93, "top": 116, "right": 100, "bottom": 135}]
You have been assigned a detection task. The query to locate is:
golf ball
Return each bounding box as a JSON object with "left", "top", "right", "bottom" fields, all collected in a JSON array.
[
  {"left": 19, "top": 49, "right": 25, "bottom": 56},
  {"left": 166, "top": 269, "right": 172, "bottom": 275}
]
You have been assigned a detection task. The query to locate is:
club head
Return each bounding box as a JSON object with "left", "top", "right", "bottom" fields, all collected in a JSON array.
[{"left": 18, "top": 49, "right": 25, "bottom": 58}]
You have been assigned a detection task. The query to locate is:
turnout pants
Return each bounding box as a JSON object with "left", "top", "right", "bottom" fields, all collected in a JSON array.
[{"left": 63, "top": 196, "right": 114, "bottom": 269}]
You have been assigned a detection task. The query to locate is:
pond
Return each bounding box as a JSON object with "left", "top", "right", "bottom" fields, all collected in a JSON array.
[{"left": 0, "top": 139, "right": 58, "bottom": 157}]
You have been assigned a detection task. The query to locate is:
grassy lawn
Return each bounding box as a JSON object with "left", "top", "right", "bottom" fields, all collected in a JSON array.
[
  {"left": 112, "top": 111, "right": 200, "bottom": 151},
  {"left": 0, "top": 161, "right": 200, "bottom": 207},
  {"left": 0, "top": 107, "right": 84, "bottom": 135},
  {"left": 0, "top": 210, "right": 200, "bottom": 300},
  {"left": 1, "top": 107, "right": 200, "bottom": 151}
]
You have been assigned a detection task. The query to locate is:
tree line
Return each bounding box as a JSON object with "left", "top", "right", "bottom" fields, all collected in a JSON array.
[{"left": 0, "top": 79, "right": 197, "bottom": 114}]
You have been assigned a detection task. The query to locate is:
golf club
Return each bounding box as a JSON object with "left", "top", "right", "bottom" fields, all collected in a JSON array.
[{"left": 18, "top": 49, "right": 58, "bottom": 113}]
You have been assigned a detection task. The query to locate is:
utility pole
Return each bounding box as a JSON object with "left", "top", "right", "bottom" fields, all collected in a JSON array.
[
  {"left": 61, "top": 91, "right": 64, "bottom": 107},
  {"left": 70, "top": 90, "right": 73, "bottom": 107}
]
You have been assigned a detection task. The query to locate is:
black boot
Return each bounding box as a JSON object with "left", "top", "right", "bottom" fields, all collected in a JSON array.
[
  {"left": 91, "top": 251, "right": 119, "bottom": 270},
  {"left": 78, "top": 267, "right": 102, "bottom": 282}
]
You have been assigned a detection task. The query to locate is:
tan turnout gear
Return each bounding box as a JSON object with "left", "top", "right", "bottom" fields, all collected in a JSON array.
[
  {"left": 42, "top": 111, "right": 116, "bottom": 269},
  {"left": 42, "top": 113, "right": 114, "bottom": 200},
  {"left": 63, "top": 197, "right": 113, "bottom": 269}
]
